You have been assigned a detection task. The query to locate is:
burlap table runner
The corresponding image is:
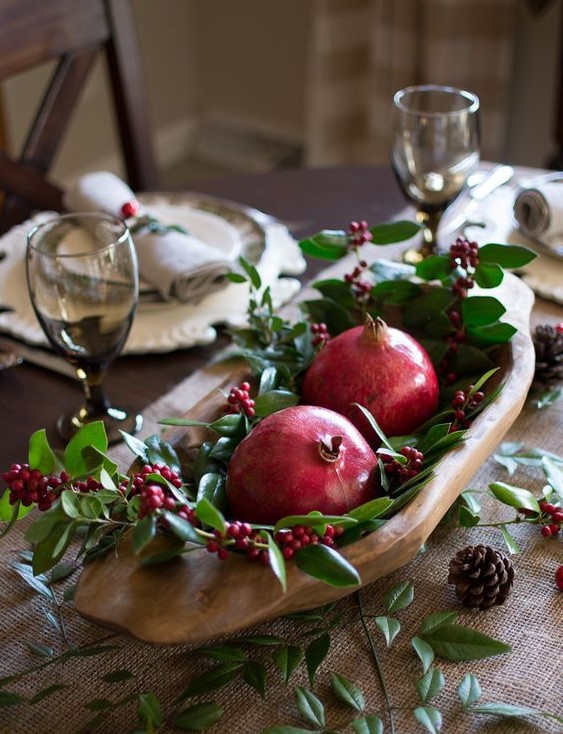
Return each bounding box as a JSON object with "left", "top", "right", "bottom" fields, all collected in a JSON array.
[{"left": 1, "top": 276, "right": 562, "bottom": 733}]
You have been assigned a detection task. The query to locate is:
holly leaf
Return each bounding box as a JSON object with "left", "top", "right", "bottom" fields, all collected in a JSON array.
[
  {"left": 63, "top": 422, "right": 108, "bottom": 477},
  {"left": 415, "top": 255, "right": 451, "bottom": 282},
  {"left": 489, "top": 482, "right": 540, "bottom": 514},
  {"left": 474, "top": 262, "right": 504, "bottom": 288},
  {"left": 299, "top": 231, "right": 348, "bottom": 260},
  {"left": 461, "top": 296, "right": 506, "bottom": 327},
  {"left": 267, "top": 534, "right": 287, "bottom": 592},
  {"left": 132, "top": 514, "right": 157, "bottom": 555},
  {"left": 28, "top": 429, "right": 57, "bottom": 474}
]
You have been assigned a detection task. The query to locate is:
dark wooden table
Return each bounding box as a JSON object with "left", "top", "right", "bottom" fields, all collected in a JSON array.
[{"left": 0, "top": 165, "right": 404, "bottom": 470}]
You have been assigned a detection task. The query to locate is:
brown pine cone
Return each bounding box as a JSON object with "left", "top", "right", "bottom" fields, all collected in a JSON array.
[
  {"left": 448, "top": 544, "right": 514, "bottom": 610},
  {"left": 533, "top": 324, "right": 563, "bottom": 384}
]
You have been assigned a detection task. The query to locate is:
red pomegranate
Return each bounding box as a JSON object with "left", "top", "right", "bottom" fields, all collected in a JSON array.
[
  {"left": 226, "top": 405, "right": 379, "bottom": 525},
  {"left": 300, "top": 316, "right": 439, "bottom": 440}
]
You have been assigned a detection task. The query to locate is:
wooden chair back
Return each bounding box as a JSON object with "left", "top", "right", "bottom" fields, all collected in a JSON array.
[{"left": 0, "top": 0, "right": 158, "bottom": 234}]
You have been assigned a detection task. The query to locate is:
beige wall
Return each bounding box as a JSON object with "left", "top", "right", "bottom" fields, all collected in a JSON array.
[{"left": 1, "top": 0, "right": 560, "bottom": 183}]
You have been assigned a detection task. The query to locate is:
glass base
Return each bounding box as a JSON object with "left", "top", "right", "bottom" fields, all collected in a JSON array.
[{"left": 57, "top": 405, "right": 143, "bottom": 445}]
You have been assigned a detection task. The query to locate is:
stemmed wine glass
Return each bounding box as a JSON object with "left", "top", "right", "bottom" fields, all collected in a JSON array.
[
  {"left": 390, "top": 84, "right": 481, "bottom": 263},
  {"left": 26, "top": 213, "right": 142, "bottom": 443}
]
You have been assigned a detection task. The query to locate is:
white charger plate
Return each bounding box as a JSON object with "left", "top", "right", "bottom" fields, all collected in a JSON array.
[{"left": 0, "top": 195, "right": 306, "bottom": 354}]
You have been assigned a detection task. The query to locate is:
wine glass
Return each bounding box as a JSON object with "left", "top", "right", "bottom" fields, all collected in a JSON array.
[
  {"left": 26, "top": 213, "right": 142, "bottom": 443},
  {"left": 390, "top": 84, "right": 480, "bottom": 263}
]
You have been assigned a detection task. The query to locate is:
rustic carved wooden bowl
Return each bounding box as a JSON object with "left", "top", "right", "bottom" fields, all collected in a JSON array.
[{"left": 74, "top": 273, "right": 535, "bottom": 644}]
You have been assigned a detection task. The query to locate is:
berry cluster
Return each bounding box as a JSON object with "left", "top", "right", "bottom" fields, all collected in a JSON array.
[
  {"left": 2, "top": 463, "right": 64, "bottom": 511},
  {"left": 380, "top": 447, "right": 424, "bottom": 482},
  {"left": 450, "top": 237, "right": 479, "bottom": 298},
  {"left": 121, "top": 463, "right": 183, "bottom": 497},
  {"left": 123, "top": 463, "right": 193, "bottom": 522},
  {"left": 223, "top": 382, "right": 255, "bottom": 418},
  {"left": 347, "top": 220, "right": 372, "bottom": 248},
  {"left": 275, "top": 523, "right": 345, "bottom": 559},
  {"left": 206, "top": 520, "right": 269, "bottom": 563},
  {"left": 310, "top": 322, "right": 330, "bottom": 348},
  {"left": 538, "top": 501, "right": 563, "bottom": 538},
  {"left": 450, "top": 386, "right": 485, "bottom": 431},
  {"left": 344, "top": 260, "right": 372, "bottom": 302},
  {"left": 438, "top": 310, "right": 467, "bottom": 384}
]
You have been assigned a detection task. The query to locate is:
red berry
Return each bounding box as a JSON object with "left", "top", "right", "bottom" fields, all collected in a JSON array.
[
  {"left": 555, "top": 566, "right": 563, "bottom": 590},
  {"left": 541, "top": 526, "right": 553, "bottom": 537},
  {"left": 120, "top": 200, "right": 139, "bottom": 218}
]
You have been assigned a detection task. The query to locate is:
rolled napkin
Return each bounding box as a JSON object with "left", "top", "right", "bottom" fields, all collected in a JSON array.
[
  {"left": 513, "top": 179, "right": 563, "bottom": 248},
  {"left": 64, "top": 171, "right": 234, "bottom": 303}
]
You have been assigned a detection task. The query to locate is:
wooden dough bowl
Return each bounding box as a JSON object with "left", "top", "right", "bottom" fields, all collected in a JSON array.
[{"left": 75, "top": 274, "right": 535, "bottom": 644}]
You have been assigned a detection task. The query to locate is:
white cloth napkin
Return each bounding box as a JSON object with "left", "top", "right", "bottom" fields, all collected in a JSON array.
[
  {"left": 513, "top": 180, "right": 563, "bottom": 249},
  {"left": 64, "top": 171, "right": 234, "bottom": 303}
]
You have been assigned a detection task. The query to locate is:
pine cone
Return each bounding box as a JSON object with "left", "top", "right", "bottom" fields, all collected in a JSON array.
[
  {"left": 533, "top": 324, "right": 563, "bottom": 384},
  {"left": 448, "top": 545, "right": 514, "bottom": 609}
]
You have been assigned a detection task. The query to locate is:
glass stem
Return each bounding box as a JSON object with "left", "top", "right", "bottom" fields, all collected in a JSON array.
[
  {"left": 76, "top": 367, "right": 110, "bottom": 417},
  {"left": 416, "top": 209, "right": 441, "bottom": 257}
]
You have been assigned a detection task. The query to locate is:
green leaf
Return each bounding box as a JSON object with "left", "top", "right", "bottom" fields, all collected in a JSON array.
[
  {"left": 415, "top": 255, "right": 451, "bottom": 282},
  {"left": 478, "top": 243, "right": 537, "bottom": 268},
  {"left": 65, "top": 644, "right": 119, "bottom": 658},
  {"left": 299, "top": 233, "right": 348, "bottom": 260},
  {"left": 419, "top": 611, "right": 458, "bottom": 634},
  {"left": 330, "top": 673, "right": 365, "bottom": 712},
  {"left": 352, "top": 715, "right": 383, "bottom": 734},
  {"left": 243, "top": 661, "right": 267, "bottom": 697},
  {"left": 370, "top": 220, "right": 421, "bottom": 244},
  {"left": 0, "top": 494, "right": 33, "bottom": 528},
  {"left": 411, "top": 637, "right": 435, "bottom": 674},
  {"left": 294, "top": 686, "right": 325, "bottom": 728},
  {"left": 295, "top": 544, "right": 361, "bottom": 588},
  {"left": 499, "top": 524, "right": 521, "bottom": 554},
  {"left": 313, "top": 278, "right": 357, "bottom": 310},
  {"left": 301, "top": 297, "right": 356, "bottom": 336},
  {"left": 468, "top": 702, "right": 563, "bottom": 723},
  {"left": 489, "top": 481, "right": 540, "bottom": 514},
  {"left": 175, "top": 663, "right": 244, "bottom": 702},
  {"left": 239, "top": 256, "right": 262, "bottom": 289},
  {"left": 195, "top": 497, "right": 226, "bottom": 534},
  {"left": 403, "top": 288, "right": 454, "bottom": 328},
  {"left": 209, "top": 436, "right": 239, "bottom": 463},
  {"left": 274, "top": 513, "right": 355, "bottom": 533},
  {"left": 199, "top": 646, "right": 247, "bottom": 663},
  {"left": 197, "top": 472, "right": 226, "bottom": 506},
  {"left": 533, "top": 385, "right": 563, "bottom": 409},
  {"left": 84, "top": 698, "right": 113, "bottom": 711},
  {"left": 543, "top": 456, "right": 563, "bottom": 500},
  {"left": 120, "top": 431, "right": 150, "bottom": 463},
  {"left": 28, "top": 429, "right": 56, "bottom": 474},
  {"left": 458, "top": 505, "right": 480, "bottom": 527},
  {"left": 144, "top": 435, "right": 182, "bottom": 474},
  {"left": 474, "top": 261, "right": 504, "bottom": 288},
  {"left": 102, "top": 669, "right": 135, "bottom": 683},
  {"left": 467, "top": 322, "right": 517, "bottom": 346},
  {"left": 353, "top": 404, "right": 394, "bottom": 452},
  {"left": 254, "top": 389, "right": 300, "bottom": 417},
  {"left": 63, "top": 422, "right": 108, "bottom": 477},
  {"left": 137, "top": 692, "right": 163, "bottom": 727},
  {"left": 374, "top": 616, "right": 401, "bottom": 647},
  {"left": 305, "top": 633, "right": 331, "bottom": 686},
  {"left": 420, "top": 624, "right": 511, "bottom": 661},
  {"left": 24, "top": 641, "right": 54, "bottom": 657},
  {"left": 226, "top": 272, "right": 247, "bottom": 283},
  {"left": 132, "top": 514, "right": 157, "bottom": 554},
  {"left": 383, "top": 580, "right": 414, "bottom": 613},
  {"left": 50, "top": 561, "right": 76, "bottom": 583},
  {"left": 235, "top": 635, "right": 285, "bottom": 646},
  {"left": 416, "top": 668, "right": 445, "bottom": 703},
  {"left": 262, "top": 727, "right": 316, "bottom": 734},
  {"left": 413, "top": 705, "right": 442, "bottom": 733},
  {"left": 347, "top": 497, "right": 394, "bottom": 522},
  {"left": 32, "top": 522, "right": 76, "bottom": 575},
  {"left": 161, "top": 511, "right": 202, "bottom": 544},
  {"left": 173, "top": 701, "right": 224, "bottom": 732},
  {"left": 267, "top": 534, "right": 287, "bottom": 592},
  {"left": 30, "top": 684, "right": 67, "bottom": 704},
  {"left": 0, "top": 691, "right": 26, "bottom": 707},
  {"left": 371, "top": 280, "right": 422, "bottom": 304},
  {"left": 461, "top": 296, "right": 506, "bottom": 327},
  {"left": 273, "top": 645, "right": 304, "bottom": 684},
  {"left": 458, "top": 673, "right": 482, "bottom": 707}
]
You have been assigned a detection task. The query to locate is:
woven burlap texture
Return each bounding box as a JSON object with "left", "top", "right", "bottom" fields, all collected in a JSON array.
[{"left": 1, "top": 299, "right": 562, "bottom": 733}]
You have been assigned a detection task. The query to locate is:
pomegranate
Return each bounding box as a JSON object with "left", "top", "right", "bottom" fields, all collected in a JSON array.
[
  {"left": 226, "top": 405, "right": 379, "bottom": 525},
  {"left": 300, "top": 316, "right": 439, "bottom": 439}
]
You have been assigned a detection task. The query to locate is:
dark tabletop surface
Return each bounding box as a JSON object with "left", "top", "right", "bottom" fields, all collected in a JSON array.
[{"left": 0, "top": 165, "right": 405, "bottom": 470}]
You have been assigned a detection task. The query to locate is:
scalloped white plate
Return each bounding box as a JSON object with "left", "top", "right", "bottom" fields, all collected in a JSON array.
[{"left": 0, "top": 195, "right": 306, "bottom": 354}]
